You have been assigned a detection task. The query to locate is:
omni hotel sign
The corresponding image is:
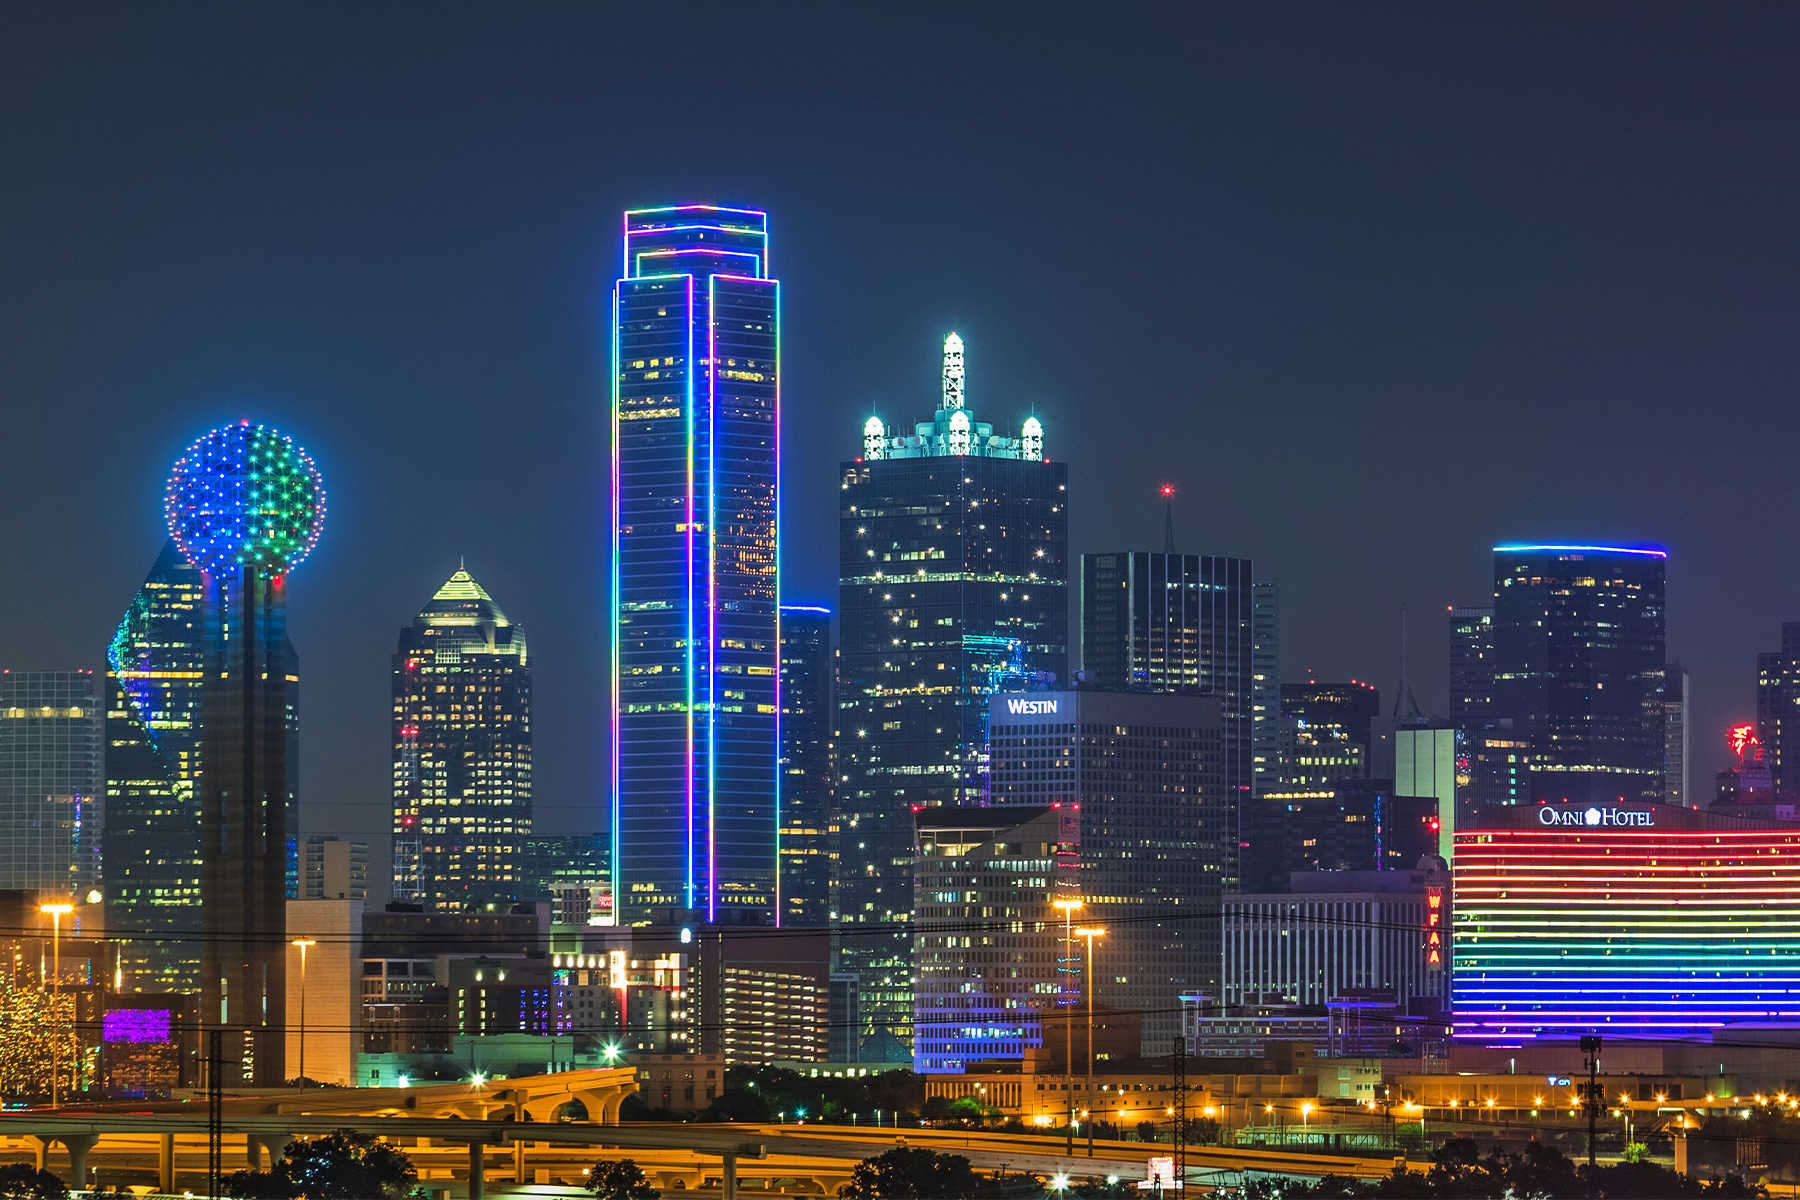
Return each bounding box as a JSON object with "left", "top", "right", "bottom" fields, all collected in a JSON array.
[{"left": 1537, "top": 805, "right": 1656, "bottom": 828}]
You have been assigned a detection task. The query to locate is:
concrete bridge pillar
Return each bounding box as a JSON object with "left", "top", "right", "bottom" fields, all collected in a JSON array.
[
  {"left": 722, "top": 1153, "right": 737, "bottom": 1200},
  {"left": 158, "top": 1133, "right": 175, "bottom": 1193},
  {"left": 468, "top": 1141, "right": 485, "bottom": 1200},
  {"left": 59, "top": 1134, "right": 96, "bottom": 1190}
]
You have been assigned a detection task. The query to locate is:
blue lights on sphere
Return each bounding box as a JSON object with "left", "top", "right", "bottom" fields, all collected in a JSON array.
[{"left": 164, "top": 420, "right": 326, "bottom": 577}]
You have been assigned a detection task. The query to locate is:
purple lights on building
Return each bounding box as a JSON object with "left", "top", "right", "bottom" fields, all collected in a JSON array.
[{"left": 103, "top": 1008, "right": 172, "bottom": 1044}]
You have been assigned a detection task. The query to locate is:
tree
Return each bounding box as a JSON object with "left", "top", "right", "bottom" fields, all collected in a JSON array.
[
  {"left": 838, "top": 1147, "right": 980, "bottom": 1200},
  {"left": 587, "top": 1159, "right": 661, "bottom": 1200},
  {"left": 222, "top": 1169, "right": 298, "bottom": 1199},
  {"left": 697, "top": 1087, "right": 771, "bottom": 1123},
  {"left": 281, "top": 1129, "right": 419, "bottom": 1200},
  {"left": 0, "top": 1164, "right": 66, "bottom": 1200}
]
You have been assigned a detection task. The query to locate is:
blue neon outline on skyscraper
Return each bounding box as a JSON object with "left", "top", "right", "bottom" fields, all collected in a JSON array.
[{"left": 1493, "top": 544, "right": 1667, "bottom": 558}]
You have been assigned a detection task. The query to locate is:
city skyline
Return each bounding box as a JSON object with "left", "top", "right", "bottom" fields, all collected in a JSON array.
[{"left": 2, "top": 9, "right": 1797, "bottom": 846}]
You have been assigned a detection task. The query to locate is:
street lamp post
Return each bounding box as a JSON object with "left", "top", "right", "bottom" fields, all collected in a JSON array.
[
  {"left": 1077, "top": 926, "right": 1105, "bottom": 1157},
  {"left": 1052, "top": 897, "right": 1083, "bottom": 1156},
  {"left": 292, "top": 939, "right": 316, "bottom": 1085},
  {"left": 40, "top": 903, "right": 72, "bottom": 1108}
]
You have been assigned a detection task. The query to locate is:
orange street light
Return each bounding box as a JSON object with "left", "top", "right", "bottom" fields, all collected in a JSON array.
[
  {"left": 292, "top": 939, "right": 317, "bottom": 1084},
  {"left": 40, "top": 903, "right": 72, "bottom": 1108}
]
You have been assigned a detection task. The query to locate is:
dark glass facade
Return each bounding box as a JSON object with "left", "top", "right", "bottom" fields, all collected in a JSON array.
[
  {"left": 989, "top": 689, "right": 1226, "bottom": 1053},
  {"left": 1757, "top": 624, "right": 1800, "bottom": 796},
  {"left": 1080, "top": 552, "right": 1254, "bottom": 883},
  {"left": 837, "top": 338, "right": 1067, "bottom": 1052},
  {"left": 1449, "top": 606, "right": 1495, "bottom": 727},
  {"left": 1280, "top": 680, "right": 1380, "bottom": 753},
  {"left": 778, "top": 605, "right": 832, "bottom": 926},
  {"left": 0, "top": 671, "right": 101, "bottom": 895},
  {"left": 1248, "top": 780, "right": 1439, "bottom": 894},
  {"left": 1491, "top": 546, "right": 1666, "bottom": 805},
  {"left": 612, "top": 206, "right": 779, "bottom": 927},
  {"left": 104, "top": 541, "right": 204, "bottom": 991},
  {"left": 392, "top": 568, "right": 531, "bottom": 911}
]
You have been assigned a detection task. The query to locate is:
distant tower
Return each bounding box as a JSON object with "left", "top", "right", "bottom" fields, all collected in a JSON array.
[
  {"left": 777, "top": 605, "right": 832, "bottom": 926},
  {"left": 166, "top": 421, "right": 324, "bottom": 1087},
  {"left": 105, "top": 541, "right": 206, "bottom": 991},
  {"left": 0, "top": 671, "right": 100, "bottom": 895},
  {"left": 392, "top": 567, "right": 532, "bottom": 910},
  {"left": 611, "top": 205, "right": 780, "bottom": 927}
]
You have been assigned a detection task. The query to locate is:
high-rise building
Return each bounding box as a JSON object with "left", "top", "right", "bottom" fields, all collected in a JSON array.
[
  {"left": 1757, "top": 625, "right": 1800, "bottom": 796},
  {"left": 105, "top": 542, "right": 204, "bottom": 992},
  {"left": 0, "top": 671, "right": 101, "bottom": 895},
  {"left": 1491, "top": 545, "right": 1667, "bottom": 806},
  {"left": 778, "top": 605, "right": 832, "bottom": 926},
  {"left": 1663, "top": 661, "right": 1690, "bottom": 807},
  {"left": 1080, "top": 553, "right": 1254, "bottom": 891},
  {"left": 1223, "top": 866, "right": 1449, "bottom": 1015},
  {"left": 1395, "top": 725, "right": 1457, "bottom": 859},
  {"left": 911, "top": 804, "right": 1077, "bottom": 1073},
  {"left": 611, "top": 205, "right": 779, "bottom": 928},
  {"left": 166, "top": 421, "right": 323, "bottom": 1086},
  {"left": 1246, "top": 780, "right": 1439, "bottom": 894},
  {"left": 300, "top": 836, "right": 368, "bottom": 900},
  {"left": 1455, "top": 802, "right": 1800, "bottom": 1040},
  {"left": 391, "top": 567, "right": 531, "bottom": 911},
  {"left": 1277, "top": 719, "right": 1365, "bottom": 788},
  {"left": 1454, "top": 724, "right": 1533, "bottom": 824},
  {"left": 1251, "top": 580, "right": 1282, "bottom": 796},
  {"left": 989, "top": 689, "right": 1227, "bottom": 1053},
  {"left": 1280, "top": 681, "right": 1380, "bottom": 755},
  {"left": 837, "top": 332, "right": 1067, "bottom": 1052},
  {"left": 1448, "top": 606, "right": 1495, "bottom": 727}
]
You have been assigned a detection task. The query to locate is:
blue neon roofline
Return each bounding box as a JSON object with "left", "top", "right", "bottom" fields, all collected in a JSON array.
[
  {"left": 1493, "top": 544, "right": 1667, "bottom": 558},
  {"left": 780, "top": 604, "right": 832, "bottom": 615}
]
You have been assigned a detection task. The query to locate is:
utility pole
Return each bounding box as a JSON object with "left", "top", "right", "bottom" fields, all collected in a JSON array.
[
  {"left": 207, "top": 1029, "right": 223, "bottom": 1197},
  {"left": 1580, "top": 1034, "right": 1603, "bottom": 1167},
  {"left": 1172, "top": 1035, "right": 1187, "bottom": 1193}
]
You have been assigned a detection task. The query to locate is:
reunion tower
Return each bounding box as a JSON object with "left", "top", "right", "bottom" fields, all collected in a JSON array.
[{"left": 165, "top": 421, "right": 325, "bottom": 1086}]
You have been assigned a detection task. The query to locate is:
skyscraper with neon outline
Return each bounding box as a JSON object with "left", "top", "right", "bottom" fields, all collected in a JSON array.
[
  {"left": 611, "top": 205, "right": 779, "bottom": 927},
  {"left": 1491, "top": 544, "right": 1666, "bottom": 807}
]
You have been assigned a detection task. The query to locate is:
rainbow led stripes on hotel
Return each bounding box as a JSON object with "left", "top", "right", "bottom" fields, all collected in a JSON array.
[{"left": 1453, "top": 824, "right": 1800, "bottom": 1040}]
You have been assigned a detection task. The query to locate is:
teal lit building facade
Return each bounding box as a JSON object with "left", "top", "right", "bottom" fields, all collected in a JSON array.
[
  {"left": 611, "top": 205, "right": 780, "bottom": 927},
  {"left": 836, "top": 333, "right": 1067, "bottom": 1053},
  {"left": 104, "top": 540, "right": 205, "bottom": 991}
]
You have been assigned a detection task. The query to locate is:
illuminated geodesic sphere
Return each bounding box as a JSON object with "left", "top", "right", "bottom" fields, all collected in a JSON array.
[{"left": 164, "top": 421, "right": 326, "bottom": 577}]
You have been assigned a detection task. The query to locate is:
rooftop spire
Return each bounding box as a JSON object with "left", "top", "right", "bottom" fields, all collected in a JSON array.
[{"left": 941, "top": 332, "right": 965, "bottom": 411}]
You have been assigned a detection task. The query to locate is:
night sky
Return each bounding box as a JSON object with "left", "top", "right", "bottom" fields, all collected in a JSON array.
[{"left": 3, "top": 6, "right": 1798, "bottom": 840}]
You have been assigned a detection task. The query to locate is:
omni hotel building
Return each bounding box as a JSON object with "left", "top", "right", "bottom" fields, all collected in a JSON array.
[{"left": 1454, "top": 801, "right": 1800, "bottom": 1041}]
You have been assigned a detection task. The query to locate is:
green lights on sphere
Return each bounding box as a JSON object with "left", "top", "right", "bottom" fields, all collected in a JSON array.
[{"left": 164, "top": 420, "right": 326, "bottom": 577}]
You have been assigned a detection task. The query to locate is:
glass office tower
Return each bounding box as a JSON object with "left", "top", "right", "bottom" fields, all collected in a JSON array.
[
  {"left": 837, "top": 333, "right": 1068, "bottom": 1053},
  {"left": 392, "top": 568, "right": 531, "bottom": 910},
  {"left": 778, "top": 605, "right": 832, "bottom": 926},
  {"left": 0, "top": 671, "right": 101, "bottom": 895},
  {"left": 1491, "top": 545, "right": 1666, "bottom": 806},
  {"left": 612, "top": 205, "right": 779, "bottom": 927},
  {"left": 105, "top": 540, "right": 205, "bottom": 990},
  {"left": 1080, "top": 552, "right": 1255, "bottom": 886}
]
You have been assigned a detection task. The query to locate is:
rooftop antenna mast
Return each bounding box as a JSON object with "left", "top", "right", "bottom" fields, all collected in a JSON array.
[
  {"left": 1160, "top": 484, "right": 1176, "bottom": 555},
  {"left": 1394, "top": 603, "right": 1422, "bottom": 717}
]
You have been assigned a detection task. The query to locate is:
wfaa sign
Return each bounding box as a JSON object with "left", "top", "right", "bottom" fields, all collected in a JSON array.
[{"left": 1536, "top": 805, "right": 1655, "bottom": 829}]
